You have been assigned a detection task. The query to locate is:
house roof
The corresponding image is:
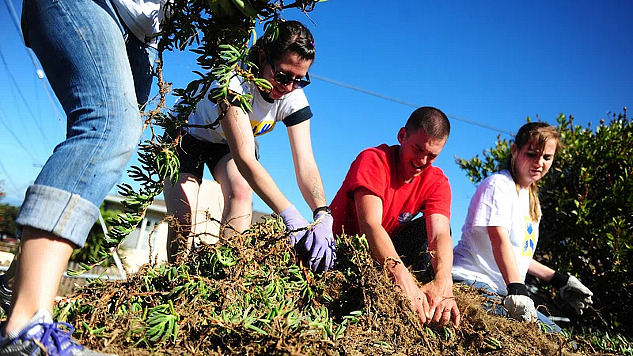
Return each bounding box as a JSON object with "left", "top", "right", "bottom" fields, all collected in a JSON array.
[{"left": 104, "top": 195, "right": 167, "bottom": 214}]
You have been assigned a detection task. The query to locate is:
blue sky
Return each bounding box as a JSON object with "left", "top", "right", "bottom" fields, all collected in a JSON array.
[{"left": 1, "top": 0, "right": 632, "bottom": 245}]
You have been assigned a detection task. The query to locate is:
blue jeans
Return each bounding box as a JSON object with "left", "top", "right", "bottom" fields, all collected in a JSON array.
[
  {"left": 16, "top": 0, "right": 156, "bottom": 246},
  {"left": 455, "top": 279, "right": 562, "bottom": 333}
]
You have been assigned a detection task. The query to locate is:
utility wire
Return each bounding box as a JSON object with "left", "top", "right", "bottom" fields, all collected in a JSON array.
[
  {"left": 0, "top": 158, "right": 19, "bottom": 195},
  {"left": 311, "top": 74, "right": 515, "bottom": 136},
  {"left": 0, "top": 101, "right": 40, "bottom": 162},
  {"left": 0, "top": 46, "right": 54, "bottom": 147},
  {"left": 3, "top": 0, "right": 65, "bottom": 127},
  {"left": 4, "top": 0, "right": 511, "bottom": 139},
  {"left": 2, "top": 0, "right": 20, "bottom": 35}
]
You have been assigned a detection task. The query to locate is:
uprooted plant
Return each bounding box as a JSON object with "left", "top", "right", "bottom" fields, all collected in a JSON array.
[{"left": 57, "top": 217, "right": 585, "bottom": 355}]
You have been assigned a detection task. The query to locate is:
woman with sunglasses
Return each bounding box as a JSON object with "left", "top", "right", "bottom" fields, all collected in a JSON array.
[{"left": 164, "top": 20, "right": 336, "bottom": 272}]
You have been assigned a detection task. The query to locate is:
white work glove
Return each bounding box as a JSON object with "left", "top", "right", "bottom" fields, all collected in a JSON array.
[
  {"left": 559, "top": 275, "right": 593, "bottom": 315},
  {"left": 503, "top": 283, "right": 537, "bottom": 322}
]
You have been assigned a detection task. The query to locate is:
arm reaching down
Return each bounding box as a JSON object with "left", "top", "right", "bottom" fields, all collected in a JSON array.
[
  {"left": 220, "top": 104, "right": 292, "bottom": 214},
  {"left": 286, "top": 119, "right": 336, "bottom": 271},
  {"left": 528, "top": 260, "right": 593, "bottom": 315},
  {"left": 221, "top": 105, "right": 333, "bottom": 269},
  {"left": 488, "top": 226, "right": 537, "bottom": 321},
  {"left": 355, "top": 188, "right": 434, "bottom": 326},
  {"left": 421, "top": 213, "right": 460, "bottom": 327}
]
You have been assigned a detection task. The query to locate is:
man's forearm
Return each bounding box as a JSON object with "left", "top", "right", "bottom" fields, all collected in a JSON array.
[
  {"left": 365, "top": 225, "right": 400, "bottom": 264},
  {"left": 430, "top": 233, "right": 453, "bottom": 283}
]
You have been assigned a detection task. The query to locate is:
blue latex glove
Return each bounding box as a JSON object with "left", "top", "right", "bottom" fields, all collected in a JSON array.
[
  {"left": 304, "top": 211, "right": 337, "bottom": 272},
  {"left": 279, "top": 205, "right": 310, "bottom": 247}
]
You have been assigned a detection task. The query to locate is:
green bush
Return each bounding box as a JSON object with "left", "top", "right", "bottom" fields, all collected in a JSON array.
[
  {"left": 70, "top": 205, "right": 120, "bottom": 265},
  {"left": 0, "top": 203, "right": 19, "bottom": 240},
  {"left": 456, "top": 110, "right": 632, "bottom": 337}
]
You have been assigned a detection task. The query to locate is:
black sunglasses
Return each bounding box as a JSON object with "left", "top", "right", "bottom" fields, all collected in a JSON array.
[{"left": 266, "top": 56, "right": 311, "bottom": 89}]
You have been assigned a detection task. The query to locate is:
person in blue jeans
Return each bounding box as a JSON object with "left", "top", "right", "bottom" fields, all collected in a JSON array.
[
  {"left": 452, "top": 122, "right": 594, "bottom": 333},
  {"left": 0, "top": 0, "right": 166, "bottom": 355}
]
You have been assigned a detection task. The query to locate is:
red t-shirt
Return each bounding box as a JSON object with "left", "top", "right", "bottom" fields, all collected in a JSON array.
[{"left": 330, "top": 144, "right": 451, "bottom": 237}]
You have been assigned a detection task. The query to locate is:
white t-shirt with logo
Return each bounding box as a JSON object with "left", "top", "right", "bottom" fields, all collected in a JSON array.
[
  {"left": 186, "top": 74, "right": 312, "bottom": 144},
  {"left": 452, "top": 170, "right": 539, "bottom": 295}
]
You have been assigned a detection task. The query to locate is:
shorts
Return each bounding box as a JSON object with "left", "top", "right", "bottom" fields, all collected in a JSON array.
[{"left": 166, "top": 130, "right": 259, "bottom": 180}]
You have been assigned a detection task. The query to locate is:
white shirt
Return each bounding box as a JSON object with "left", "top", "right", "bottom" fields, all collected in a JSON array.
[
  {"left": 186, "top": 73, "right": 312, "bottom": 144},
  {"left": 452, "top": 170, "right": 540, "bottom": 295},
  {"left": 110, "top": 0, "right": 168, "bottom": 45}
]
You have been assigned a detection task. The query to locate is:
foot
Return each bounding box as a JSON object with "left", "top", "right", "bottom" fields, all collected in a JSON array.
[
  {"left": 0, "top": 309, "right": 117, "bottom": 356},
  {"left": 0, "top": 275, "right": 11, "bottom": 316}
]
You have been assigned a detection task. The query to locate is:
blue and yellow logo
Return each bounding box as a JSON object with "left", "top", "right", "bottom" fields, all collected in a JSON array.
[
  {"left": 521, "top": 217, "right": 536, "bottom": 256},
  {"left": 251, "top": 120, "right": 275, "bottom": 136}
]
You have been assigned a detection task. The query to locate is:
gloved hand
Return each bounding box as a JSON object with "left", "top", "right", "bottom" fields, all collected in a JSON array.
[
  {"left": 280, "top": 205, "right": 336, "bottom": 272},
  {"left": 559, "top": 275, "right": 593, "bottom": 315},
  {"left": 279, "top": 205, "right": 310, "bottom": 247},
  {"left": 305, "top": 211, "right": 337, "bottom": 272},
  {"left": 503, "top": 283, "right": 537, "bottom": 322}
]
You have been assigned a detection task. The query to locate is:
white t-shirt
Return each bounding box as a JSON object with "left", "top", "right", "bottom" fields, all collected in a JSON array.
[
  {"left": 452, "top": 170, "right": 540, "bottom": 295},
  {"left": 110, "top": 0, "right": 168, "bottom": 45},
  {"left": 186, "top": 74, "right": 312, "bottom": 144}
]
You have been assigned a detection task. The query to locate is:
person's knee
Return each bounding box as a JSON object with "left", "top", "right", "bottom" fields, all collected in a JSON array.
[
  {"left": 226, "top": 180, "right": 253, "bottom": 205},
  {"left": 113, "top": 115, "right": 144, "bottom": 154}
]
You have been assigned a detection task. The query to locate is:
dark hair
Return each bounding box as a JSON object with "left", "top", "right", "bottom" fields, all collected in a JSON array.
[
  {"left": 404, "top": 106, "right": 450, "bottom": 139},
  {"left": 507, "top": 122, "right": 560, "bottom": 221},
  {"left": 247, "top": 20, "right": 315, "bottom": 75}
]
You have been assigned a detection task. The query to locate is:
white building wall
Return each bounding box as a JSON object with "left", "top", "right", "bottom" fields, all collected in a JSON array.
[{"left": 115, "top": 179, "right": 225, "bottom": 272}]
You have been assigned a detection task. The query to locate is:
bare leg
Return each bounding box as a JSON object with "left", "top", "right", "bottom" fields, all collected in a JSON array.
[
  {"left": 213, "top": 154, "right": 253, "bottom": 237},
  {"left": 4, "top": 227, "right": 73, "bottom": 335},
  {"left": 164, "top": 173, "right": 201, "bottom": 263}
]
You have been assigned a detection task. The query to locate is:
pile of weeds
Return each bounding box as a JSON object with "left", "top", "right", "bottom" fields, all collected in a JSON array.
[{"left": 56, "top": 217, "right": 601, "bottom": 355}]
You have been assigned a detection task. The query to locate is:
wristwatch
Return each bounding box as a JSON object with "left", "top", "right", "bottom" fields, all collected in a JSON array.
[{"left": 312, "top": 206, "right": 331, "bottom": 219}]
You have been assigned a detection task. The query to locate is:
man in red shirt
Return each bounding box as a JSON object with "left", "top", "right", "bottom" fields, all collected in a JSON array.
[{"left": 330, "top": 106, "right": 460, "bottom": 327}]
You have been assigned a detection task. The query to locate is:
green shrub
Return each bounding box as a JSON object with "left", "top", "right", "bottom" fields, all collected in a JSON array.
[
  {"left": 0, "top": 203, "right": 19, "bottom": 240},
  {"left": 70, "top": 205, "right": 120, "bottom": 265},
  {"left": 456, "top": 110, "right": 632, "bottom": 337}
]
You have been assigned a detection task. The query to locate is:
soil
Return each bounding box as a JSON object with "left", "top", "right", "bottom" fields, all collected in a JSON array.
[{"left": 56, "top": 217, "right": 607, "bottom": 355}]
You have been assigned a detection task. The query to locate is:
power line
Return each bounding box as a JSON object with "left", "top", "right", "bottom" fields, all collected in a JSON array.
[
  {"left": 0, "top": 158, "right": 19, "bottom": 195},
  {"left": 3, "top": 0, "right": 65, "bottom": 127},
  {"left": 311, "top": 74, "right": 515, "bottom": 136},
  {"left": 0, "top": 46, "right": 54, "bottom": 147},
  {"left": 0, "top": 100, "right": 40, "bottom": 201},
  {"left": 0, "top": 100, "right": 40, "bottom": 162},
  {"left": 2, "top": 0, "right": 21, "bottom": 34}
]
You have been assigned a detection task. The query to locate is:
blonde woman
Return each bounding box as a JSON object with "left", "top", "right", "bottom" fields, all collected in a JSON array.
[{"left": 452, "top": 122, "right": 593, "bottom": 332}]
